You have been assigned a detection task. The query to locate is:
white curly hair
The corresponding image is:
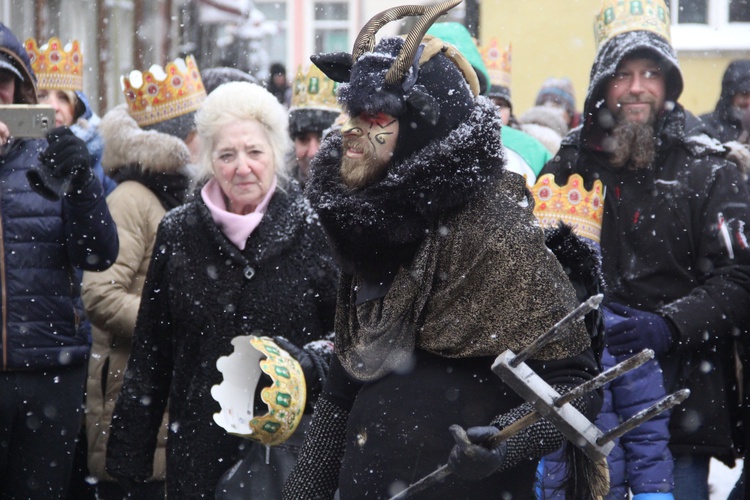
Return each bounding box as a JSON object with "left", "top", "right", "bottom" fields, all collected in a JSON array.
[{"left": 195, "top": 81, "right": 292, "bottom": 188}]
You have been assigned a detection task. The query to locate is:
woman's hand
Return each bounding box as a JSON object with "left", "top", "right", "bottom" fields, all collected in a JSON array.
[{"left": 0, "top": 120, "right": 9, "bottom": 146}]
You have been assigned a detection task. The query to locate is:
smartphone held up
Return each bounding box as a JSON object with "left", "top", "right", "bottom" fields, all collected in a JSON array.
[{"left": 0, "top": 105, "right": 54, "bottom": 138}]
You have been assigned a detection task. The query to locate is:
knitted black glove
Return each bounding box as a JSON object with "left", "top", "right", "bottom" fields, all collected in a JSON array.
[
  {"left": 282, "top": 398, "right": 349, "bottom": 500},
  {"left": 447, "top": 425, "right": 507, "bottom": 481},
  {"left": 28, "top": 126, "right": 94, "bottom": 200}
]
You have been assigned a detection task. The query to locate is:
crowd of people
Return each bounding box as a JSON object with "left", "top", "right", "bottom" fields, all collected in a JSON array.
[{"left": 1, "top": 0, "right": 750, "bottom": 497}]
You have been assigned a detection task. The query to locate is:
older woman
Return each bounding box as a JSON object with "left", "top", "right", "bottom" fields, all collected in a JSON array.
[{"left": 105, "top": 81, "right": 338, "bottom": 499}]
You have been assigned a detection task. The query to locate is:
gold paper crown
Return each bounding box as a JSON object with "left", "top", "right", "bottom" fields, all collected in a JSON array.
[
  {"left": 289, "top": 64, "right": 340, "bottom": 112},
  {"left": 594, "top": 0, "right": 671, "bottom": 49},
  {"left": 25, "top": 37, "right": 83, "bottom": 91},
  {"left": 480, "top": 38, "right": 512, "bottom": 88},
  {"left": 121, "top": 55, "right": 206, "bottom": 127},
  {"left": 532, "top": 173, "right": 605, "bottom": 244},
  {"left": 212, "top": 336, "right": 307, "bottom": 446}
]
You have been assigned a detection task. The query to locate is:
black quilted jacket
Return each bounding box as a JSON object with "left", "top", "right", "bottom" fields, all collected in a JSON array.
[{"left": 106, "top": 181, "right": 338, "bottom": 498}]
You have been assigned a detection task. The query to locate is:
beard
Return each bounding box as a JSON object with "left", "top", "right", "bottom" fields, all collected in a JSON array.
[
  {"left": 606, "top": 120, "right": 656, "bottom": 170},
  {"left": 340, "top": 137, "right": 390, "bottom": 189}
]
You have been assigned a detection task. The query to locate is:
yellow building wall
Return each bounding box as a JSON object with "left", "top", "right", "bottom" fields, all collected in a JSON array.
[
  {"left": 680, "top": 56, "right": 739, "bottom": 116},
  {"left": 480, "top": 0, "right": 743, "bottom": 118}
]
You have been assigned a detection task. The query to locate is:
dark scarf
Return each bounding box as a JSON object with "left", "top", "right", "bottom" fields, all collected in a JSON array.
[
  {"left": 111, "top": 165, "right": 192, "bottom": 211},
  {"left": 305, "top": 97, "right": 505, "bottom": 279}
]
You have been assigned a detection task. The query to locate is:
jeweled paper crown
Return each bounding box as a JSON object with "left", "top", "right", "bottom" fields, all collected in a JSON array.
[
  {"left": 289, "top": 63, "right": 340, "bottom": 112},
  {"left": 121, "top": 55, "right": 206, "bottom": 127},
  {"left": 25, "top": 37, "right": 83, "bottom": 91},
  {"left": 594, "top": 0, "right": 671, "bottom": 49},
  {"left": 479, "top": 38, "right": 512, "bottom": 89},
  {"left": 532, "top": 173, "right": 605, "bottom": 244},
  {"left": 212, "top": 336, "right": 306, "bottom": 446}
]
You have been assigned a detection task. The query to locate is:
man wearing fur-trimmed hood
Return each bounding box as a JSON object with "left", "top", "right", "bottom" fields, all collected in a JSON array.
[
  {"left": 283, "top": 2, "right": 602, "bottom": 498},
  {"left": 541, "top": 2, "right": 750, "bottom": 497}
]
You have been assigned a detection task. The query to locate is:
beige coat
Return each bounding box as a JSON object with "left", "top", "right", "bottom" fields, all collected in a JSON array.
[{"left": 82, "top": 105, "right": 191, "bottom": 481}]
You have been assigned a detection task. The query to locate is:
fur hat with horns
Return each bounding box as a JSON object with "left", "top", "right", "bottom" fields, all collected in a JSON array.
[{"left": 311, "top": 0, "right": 479, "bottom": 162}]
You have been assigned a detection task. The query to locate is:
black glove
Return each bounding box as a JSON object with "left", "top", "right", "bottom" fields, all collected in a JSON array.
[
  {"left": 273, "top": 336, "right": 327, "bottom": 411},
  {"left": 447, "top": 425, "right": 507, "bottom": 481},
  {"left": 28, "top": 126, "right": 94, "bottom": 200}
]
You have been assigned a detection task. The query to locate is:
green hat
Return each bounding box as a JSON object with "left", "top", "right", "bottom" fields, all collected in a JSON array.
[{"left": 426, "top": 22, "right": 490, "bottom": 95}]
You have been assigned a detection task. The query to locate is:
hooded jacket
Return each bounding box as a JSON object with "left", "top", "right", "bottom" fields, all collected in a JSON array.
[
  {"left": 82, "top": 104, "right": 194, "bottom": 483},
  {"left": 700, "top": 60, "right": 750, "bottom": 143},
  {"left": 541, "top": 30, "right": 750, "bottom": 464},
  {"left": 0, "top": 23, "right": 118, "bottom": 371}
]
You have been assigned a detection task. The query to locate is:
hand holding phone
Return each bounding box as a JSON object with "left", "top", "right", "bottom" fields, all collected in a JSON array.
[
  {"left": 0, "top": 105, "right": 55, "bottom": 140},
  {"left": 0, "top": 120, "right": 9, "bottom": 146}
]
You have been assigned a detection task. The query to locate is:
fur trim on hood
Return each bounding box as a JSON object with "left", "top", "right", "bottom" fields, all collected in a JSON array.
[
  {"left": 519, "top": 123, "right": 562, "bottom": 156},
  {"left": 518, "top": 105, "right": 568, "bottom": 155},
  {"left": 306, "top": 96, "right": 505, "bottom": 277},
  {"left": 519, "top": 106, "right": 569, "bottom": 138},
  {"left": 99, "top": 104, "right": 190, "bottom": 176}
]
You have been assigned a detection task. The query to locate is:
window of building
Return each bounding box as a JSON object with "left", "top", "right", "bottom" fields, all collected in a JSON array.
[
  {"left": 314, "top": 1, "right": 349, "bottom": 54},
  {"left": 730, "top": 0, "right": 750, "bottom": 21},
  {"left": 255, "top": 1, "right": 288, "bottom": 71},
  {"left": 670, "top": 0, "right": 750, "bottom": 50}
]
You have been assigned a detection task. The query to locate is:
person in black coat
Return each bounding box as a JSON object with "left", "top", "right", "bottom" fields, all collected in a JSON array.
[
  {"left": 105, "top": 81, "right": 338, "bottom": 498},
  {"left": 0, "top": 22, "right": 118, "bottom": 499},
  {"left": 541, "top": 10, "right": 750, "bottom": 499},
  {"left": 700, "top": 60, "right": 750, "bottom": 144}
]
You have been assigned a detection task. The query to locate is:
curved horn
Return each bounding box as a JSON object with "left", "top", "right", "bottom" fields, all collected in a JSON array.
[
  {"left": 352, "top": 5, "right": 427, "bottom": 63},
  {"left": 385, "top": 0, "right": 462, "bottom": 85}
]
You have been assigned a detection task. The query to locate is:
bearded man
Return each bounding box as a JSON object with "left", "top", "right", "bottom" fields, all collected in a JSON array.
[
  {"left": 282, "top": 1, "right": 604, "bottom": 499},
  {"left": 540, "top": 10, "right": 750, "bottom": 498}
]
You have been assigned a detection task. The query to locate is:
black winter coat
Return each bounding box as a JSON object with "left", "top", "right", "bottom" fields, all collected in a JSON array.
[
  {"left": 105, "top": 181, "right": 338, "bottom": 498},
  {"left": 542, "top": 29, "right": 750, "bottom": 465},
  {"left": 543, "top": 108, "right": 750, "bottom": 464}
]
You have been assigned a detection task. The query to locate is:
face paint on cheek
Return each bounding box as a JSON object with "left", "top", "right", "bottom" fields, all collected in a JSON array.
[
  {"left": 373, "top": 131, "right": 394, "bottom": 145},
  {"left": 339, "top": 113, "right": 399, "bottom": 189}
]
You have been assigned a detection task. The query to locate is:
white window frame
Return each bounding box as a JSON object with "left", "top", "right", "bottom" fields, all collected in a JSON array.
[
  {"left": 308, "top": 0, "right": 356, "bottom": 56},
  {"left": 254, "top": 0, "right": 291, "bottom": 72},
  {"left": 670, "top": 0, "right": 750, "bottom": 51}
]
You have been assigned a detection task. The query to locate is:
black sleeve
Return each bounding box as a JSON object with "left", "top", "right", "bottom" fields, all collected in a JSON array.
[
  {"left": 106, "top": 222, "right": 174, "bottom": 482},
  {"left": 283, "top": 354, "right": 362, "bottom": 500},
  {"left": 63, "top": 177, "right": 119, "bottom": 271},
  {"left": 321, "top": 353, "right": 364, "bottom": 412}
]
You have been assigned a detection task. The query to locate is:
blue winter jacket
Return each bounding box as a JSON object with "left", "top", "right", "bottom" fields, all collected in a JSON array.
[
  {"left": 0, "top": 22, "right": 118, "bottom": 371},
  {"left": 537, "top": 348, "right": 675, "bottom": 499}
]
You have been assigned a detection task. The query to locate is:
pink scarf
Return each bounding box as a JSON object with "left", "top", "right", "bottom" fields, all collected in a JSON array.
[{"left": 200, "top": 176, "right": 277, "bottom": 250}]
